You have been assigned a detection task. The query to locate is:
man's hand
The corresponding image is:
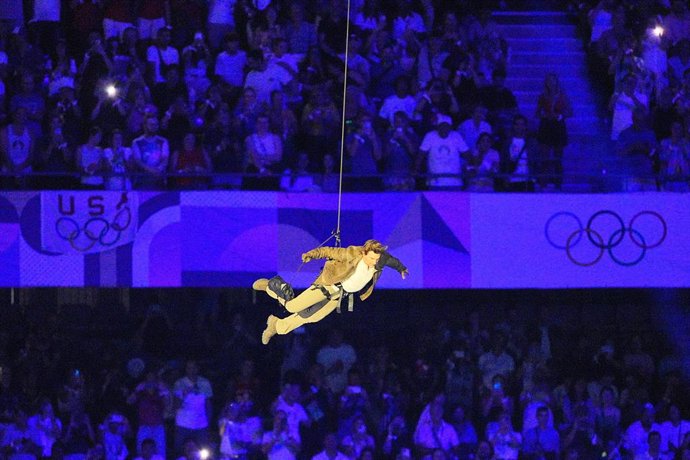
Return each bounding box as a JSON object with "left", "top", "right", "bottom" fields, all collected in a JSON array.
[
  {"left": 401, "top": 269, "right": 408, "bottom": 279},
  {"left": 301, "top": 253, "right": 312, "bottom": 263}
]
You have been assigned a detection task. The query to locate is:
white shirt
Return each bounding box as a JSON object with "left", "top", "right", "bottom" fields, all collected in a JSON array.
[
  {"left": 340, "top": 259, "right": 375, "bottom": 293},
  {"left": 208, "top": 0, "right": 235, "bottom": 25},
  {"left": 478, "top": 352, "right": 515, "bottom": 388},
  {"left": 507, "top": 137, "right": 529, "bottom": 182},
  {"left": 414, "top": 420, "right": 459, "bottom": 459},
  {"left": 244, "top": 66, "right": 289, "bottom": 103},
  {"left": 173, "top": 377, "right": 213, "bottom": 429},
  {"left": 420, "top": 130, "right": 469, "bottom": 188},
  {"left": 146, "top": 45, "right": 180, "bottom": 83},
  {"left": 611, "top": 91, "right": 649, "bottom": 141},
  {"left": 215, "top": 50, "right": 247, "bottom": 87},
  {"left": 274, "top": 396, "right": 308, "bottom": 443},
  {"left": 458, "top": 119, "right": 492, "bottom": 151},
  {"left": 379, "top": 95, "right": 416, "bottom": 124},
  {"left": 312, "top": 450, "right": 349, "bottom": 460},
  {"left": 32, "top": 0, "right": 60, "bottom": 21},
  {"left": 624, "top": 421, "right": 663, "bottom": 458},
  {"left": 660, "top": 420, "right": 690, "bottom": 454},
  {"left": 316, "top": 344, "right": 357, "bottom": 394}
]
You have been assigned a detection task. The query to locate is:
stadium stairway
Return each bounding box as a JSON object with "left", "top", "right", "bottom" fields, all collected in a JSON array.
[{"left": 494, "top": 10, "right": 614, "bottom": 192}]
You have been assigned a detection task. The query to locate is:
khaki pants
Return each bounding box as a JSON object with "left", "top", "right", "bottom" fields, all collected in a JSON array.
[{"left": 275, "top": 285, "right": 341, "bottom": 335}]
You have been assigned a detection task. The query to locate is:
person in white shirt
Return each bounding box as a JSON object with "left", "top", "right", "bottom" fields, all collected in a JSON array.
[
  {"left": 660, "top": 405, "right": 690, "bottom": 457},
  {"left": 244, "top": 49, "right": 291, "bottom": 104},
  {"left": 624, "top": 404, "right": 663, "bottom": 459},
  {"left": 146, "top": 27, "right": 179, "bottom": 84},
  {"left": 379, "top": 77, "right": 417, "bottom": 126},
  {"left": 214, "top": 32, "right": 246, "bottom": 92},
  {"left": 478, "top": 334, "right": 515, "bottom": 390},
  {"left": 414, "top": 403, "right": 460, "bottom": 460},
  {"left": 417, "top": 114, "right": 470, "bottom": 189},
  {"left": 458, "top": 105, "right": 492, "bottom": 154},
  {"left": 131, "top": 116, "right": 170, "bottom": 189},
  {"left": 173, "top": 361, "right": 213, "bottom": 455},
  {"left": 207, "top": 0, "right": 236, "bottom": 50},
  {"left": 253, "top": 240, "right": 408, "bottom": 344},
  {"left": 262, "top": 410, "right": 300, "bottom": 460}
]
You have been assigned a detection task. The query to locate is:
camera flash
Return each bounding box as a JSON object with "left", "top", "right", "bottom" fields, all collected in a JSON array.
[
  {"left": 653, "top": 26, "right": 664, "bottom": 37},
  {"left": 106, "top": 85, "right": 118, "bottom": 98},
  {"left": 199, "top": 449, "right": 210, "bottom": 460}
]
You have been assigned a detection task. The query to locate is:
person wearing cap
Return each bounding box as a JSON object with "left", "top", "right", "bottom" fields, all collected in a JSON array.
[
  {"left": 252, "top": 239, "right": 408, "bottom": 345},
  {"left": 417, "top": 113, "right": 470, "bottom": 189}
]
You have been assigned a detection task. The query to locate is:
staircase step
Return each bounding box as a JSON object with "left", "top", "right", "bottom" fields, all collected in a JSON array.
[
  {"left": 497, "top": 24, "right": 577, "bottom": 38},
  {"left": 508, "top": 52, "right": 585, "bottom": 66},
  {"left": 507, "top": 64, "right": 588, "bottom": 78},
  {"left": 509, "top": 37, "right": 583, "bottom": 52}
]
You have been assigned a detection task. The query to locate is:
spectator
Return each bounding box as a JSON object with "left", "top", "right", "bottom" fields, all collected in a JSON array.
[
  {"left": 204, "top": 109, "right": 242, "bottom": 188},
  {"left": 100, "top": 412, "right": 129, "bottom": 460},
  {"left": 668, "top": 40, "right": 690, "bottom": 86},
  {"left": 450, "top": 405, "right": 478, "bottom": 460},
  {"left": 659, "top": 404, "right": 689, "bottom": 457},
  {"left": 218, "top": 401, "right": 257, "bottom": 459},
  {"left": 382, "top": 415, "right": 413, "bottom": 459},
  {"left": 313, "top": 432, "right": 349, "bottom": 460},
  {"left": 29, "top": 399, "right": 62, "bottom": 458},
  {"left": 523, "top": 406, "right": 560, "bottom": 460},
  {"left": 458, "top": 105, "right": 492, "bottom": 160},
  {"left": 262, "top": 410, "right": 300, "bottom": 460},
  {"left": 378, "top": 77, "right": 417, "bottom": 128},
  {"left": 131, "top": 116, "right": 170, "bottom": 189},
  {"left": 127, "top": 370, "right": 169, "bottom": 456},
  {"left": 63, "top": 410, "right": 97, "bottom": 459},
  {"left": 465, "top": 132, "right": 499, "bottom": 192},
  {"left": 417, "top": 114, "right": 469, "bottom": 190},
  {"left": 242, "top": 113, "right": 282, "bottom": 190},
  {"left": 383, "top": 111, "right": 418, "bottom": 191},
  {"left": 301, "top": 88, "right": 341, "bottom": 170},
  {"left": 414, "top": 403, "right": 460, "bottom": 460},
  {"left": 173, "top": 360, "right": 213, "bottom": 455},
  {"left": 478, "top": 333, "right": 515, "bottom": 390},
  {"left": 273, "top": 380, "right": 310, "bottom": 445},
  {"left": 146, "top": 27, "right": 179, "bottom": 86},
  {"left": 284, "top": 3, "right": 317, "bottom": 55},
  {"left": 341, "top": 417, "right": 375, "bottom": 460},
  {"left": 488, "top": 411, "right": 521, "bottom": 460},
  {"left": 623, "top": 403, "right": 663, "bottom": 458},
  {"left": 1, "top": 407, "right": 41, "bottom": 459},
  {"left": 317, "top": 329, "right": 357, "bottom": 396},
  {"left": 610, "top": 73, "right": 649, "bottom": 141},
  {"left": 137, "top": 0, "right": 170, "bottom": 42},
  {"left": 535, "top": 73, "right": 572, "bottom": 190},
  {"left": 214, "top": 33, "right": 247, "bottom": 99},
  {"left": 641, "top": 431, "right": 667, "bottom": 460},
  {"left": 207, "top": 0, "right": 236, "bottom": 51},
  {"left": 346, "top": 113, "right": 382, "bottom": 191},
  {"left": 132, "top": 438, "right": 164, "bottom": 460},
  {"left": 663, "top": 1, "right": 690, "bottom": 46},
  {"left": 498, "top": 114, "right": 536, "bottom": 192},
  {"left": 102, "top": 129, "right": 133, "bottom": 190},
  {"left": 0, "top": 107, "right": 35, "bottom": 181},
  {"left": 244, "top": 49, "right": 291, "bottom": 105},
  {"left": 615, "top": 107, "right": 657, "bottom": 191},
  {"left": 280, "top": 152, "right": 320, "bottom": 192},
  {"left": 76, "top": 126, "right": 105, "bottom": 189},
  {"left": 169, "top": 132, "right": 211, "bottom": 189},
  {"left": 475, "top": 439, "right": 495, "bottom": 460},
  {"left": 478, "top": 68, "right": 518, "bottom": 137},
  {"left": 9, "top": 73, "right": 45, "bottom": 138}
]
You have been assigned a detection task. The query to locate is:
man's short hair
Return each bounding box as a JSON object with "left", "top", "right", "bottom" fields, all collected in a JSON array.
[{"left": 362, "top": 239, "right": 387, "bottom": 254}]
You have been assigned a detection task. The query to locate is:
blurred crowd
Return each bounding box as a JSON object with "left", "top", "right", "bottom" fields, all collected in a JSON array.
[
  {"left": 0, "top": 291, "right": 687, "bottom": 460},
  {"left": 578, "top": 0, "right": 690, "bottom": 191},
  {"left": 0, "top": 0, "right": 579, "bottom": 192}
]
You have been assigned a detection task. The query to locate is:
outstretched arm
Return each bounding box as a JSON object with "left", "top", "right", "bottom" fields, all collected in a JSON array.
[
  {"left": 302, "top": 246, "right": 354, "bottom": 263},
  {"left": 379, "top": 252, "right": 408, "bottom": 279}
]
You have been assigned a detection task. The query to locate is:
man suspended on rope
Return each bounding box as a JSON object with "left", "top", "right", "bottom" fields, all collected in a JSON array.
[{"left": 253, "top": 239, "right": 408, "bottom": 344}]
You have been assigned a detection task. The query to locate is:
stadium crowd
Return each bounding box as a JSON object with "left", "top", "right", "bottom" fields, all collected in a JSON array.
[
  {"left": 0, "top": 0, "right": 576, "bottom": 192},
  {"left": 578, "top": 0, "right": 690, "bottom": 191},
  {"left": 0, "top": 291, "right": 687, "bottom": 460}
]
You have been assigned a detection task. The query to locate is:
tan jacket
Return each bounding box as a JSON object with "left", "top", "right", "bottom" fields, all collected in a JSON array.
[{"left": 303, "top": 245, "right": 407, "bottom": 301}]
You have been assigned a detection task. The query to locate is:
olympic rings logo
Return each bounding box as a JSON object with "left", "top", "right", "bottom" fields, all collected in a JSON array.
[
  {"left": 55, "top": 207, "right": 132, "bottom": 252},
  {"left": 545, "top": 210, "right": 667, "bottom": 267}
]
